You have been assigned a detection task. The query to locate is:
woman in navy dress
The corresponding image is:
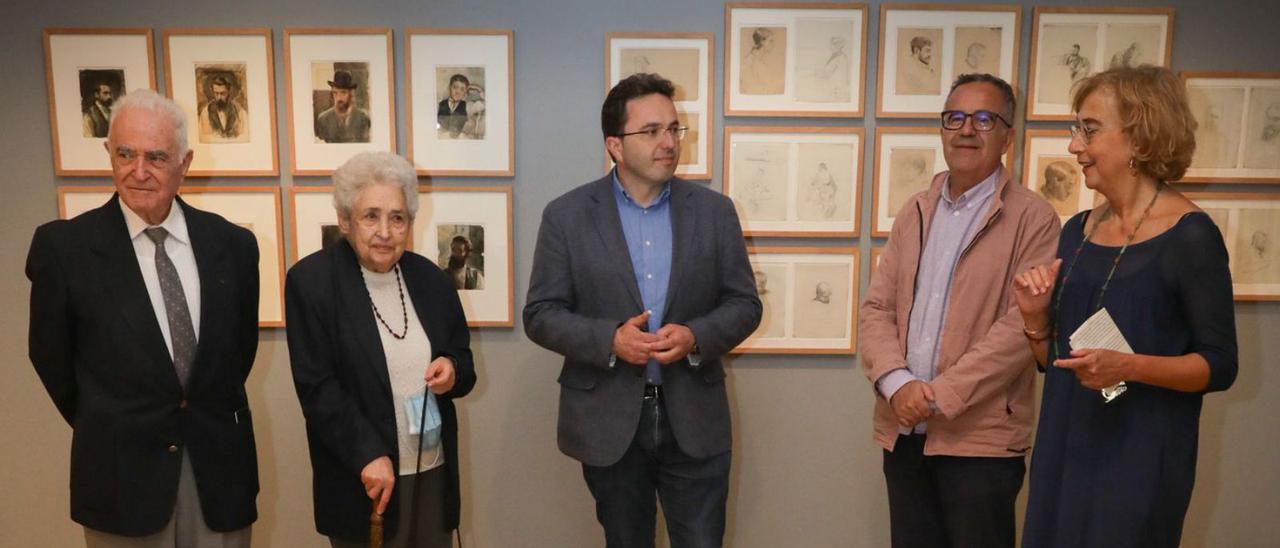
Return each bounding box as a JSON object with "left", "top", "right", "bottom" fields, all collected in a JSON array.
[{"left": 1012, "top": 65, "right": 1238, "bottom": 547}]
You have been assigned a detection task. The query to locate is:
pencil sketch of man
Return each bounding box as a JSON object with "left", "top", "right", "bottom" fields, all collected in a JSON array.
[
  {"left": 314, "top": 70, "right": 371, "bottom": 143},
  {"left": 198, "top": 74, "right": 247, "bottom": 143},
  {"left": 1060, "top": 44, "right": 1091, "bottom": 83}
]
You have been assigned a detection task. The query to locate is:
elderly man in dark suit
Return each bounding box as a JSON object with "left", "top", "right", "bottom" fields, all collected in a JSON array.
[
  {"left": 27, "top": 89, "right": 260, "bottom": 547},
  {"left": 525, "top": 73, "right": 761, "bottom": 548}
]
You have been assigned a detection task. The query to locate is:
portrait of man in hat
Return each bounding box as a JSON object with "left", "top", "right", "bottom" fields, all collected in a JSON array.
[
  {"left": 196, "top": 65, "right": 249, "bottom": 143},
  {"left": 313, "top": 65, "right": 371, "bottom": 143}
]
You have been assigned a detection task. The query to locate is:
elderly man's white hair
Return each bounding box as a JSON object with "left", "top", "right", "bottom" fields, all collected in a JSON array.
[
  {"left": 108, "top": 89, "right": 189, "bottom": 155},
  {"left": 332, "top": 151, "right": 420, "bottom": 221}
]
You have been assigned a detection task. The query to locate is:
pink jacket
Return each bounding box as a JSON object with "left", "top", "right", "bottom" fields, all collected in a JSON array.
[{"left": 860, "top": 169, "right": 1060, "bottom": 457}]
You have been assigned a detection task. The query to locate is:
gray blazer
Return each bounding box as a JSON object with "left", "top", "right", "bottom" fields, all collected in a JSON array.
[{"left": 524, "top": 176, "right": 761, "bottom": 467}]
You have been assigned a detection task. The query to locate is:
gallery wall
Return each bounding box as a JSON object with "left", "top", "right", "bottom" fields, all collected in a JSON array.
[{"left": 1, "top": 0, "right": 1276, "bottom": 546}]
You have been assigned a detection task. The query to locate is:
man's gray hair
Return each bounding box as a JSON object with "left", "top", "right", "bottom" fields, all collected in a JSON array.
[
  {"left": 109, "top": 89, "right": 189, "bottom": 155},
  {"left": 332, "top": 151, "right": 420, "bottom": 221}
]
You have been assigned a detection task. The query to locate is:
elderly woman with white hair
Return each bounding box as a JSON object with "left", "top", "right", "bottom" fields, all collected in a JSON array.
[{"left": 285, "top": 151, "right": 475, "bottom": 547}]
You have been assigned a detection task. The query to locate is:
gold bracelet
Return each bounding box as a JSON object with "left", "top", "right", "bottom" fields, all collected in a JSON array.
[{"left": 1023, "top": 323, "right": 1051, "bottom": 341}]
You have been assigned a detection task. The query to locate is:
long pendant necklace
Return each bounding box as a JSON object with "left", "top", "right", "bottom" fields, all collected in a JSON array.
[{"left": 363, "top": 264, "right": 408, "bottom": 339}]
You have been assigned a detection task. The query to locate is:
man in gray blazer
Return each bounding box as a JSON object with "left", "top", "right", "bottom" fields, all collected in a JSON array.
[{"left": 525, "top": 73, "right": 761, "bottom": 548}]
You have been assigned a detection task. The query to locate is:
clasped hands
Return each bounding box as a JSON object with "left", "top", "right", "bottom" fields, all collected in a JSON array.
[
  {"left": 890, "top": 380, "right": 935, "bottom": 428},
  {"left": 612, "top": 311, "right": 695, "bottom": 365}
]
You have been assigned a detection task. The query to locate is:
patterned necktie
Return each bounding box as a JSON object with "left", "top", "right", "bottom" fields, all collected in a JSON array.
[{"left": 144, "top": 227, "right": 197, "bottom": 389}]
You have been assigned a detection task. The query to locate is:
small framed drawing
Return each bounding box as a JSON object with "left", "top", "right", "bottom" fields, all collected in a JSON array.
[
  {"left": 1022, "top": 129, "right": 1096, "bottom": 224},
  {"left": 407, "top": 29, "right": 514, "bottom": 177},
  {"left": 288, "top": 185, "right": 344, "bottom": 264},
  {"left": 1181, "top": 72, "right": 1280, "bottom": 183},
  {"left": 1185, "top": 193, "right": 1280, "bottom": 301},
  {"left": 163, "top": 29, "right": 278, "bottom": 177},
  {"left": 284, "top": 28, "right": 395, "bottom": 175},
  {"left": 1027, "top": 7, "right": 1174, "bottom": 120},
  {"left": 57, "top": 186, "right": 286, "bottom": 327},
  {"left": 412, "top": 187, "right": 514, "bottom": 327},
  {"left": 606, "top": 32, "right": 713, "bottom": 180},
  {"left": 44, "top": 28, "right": 156, "bottom": 176},
  {"left": 876, "top": 4, "right": 1020, "bottom": 118},
  {"left": 724, "top": 126, "right": 863, "bottom": 237},
  {"left": 725, "top": 3, "right": 867, "bottom": 117},
  {"left": 735, "top": 246, "right": 858, "bottom": 354}
]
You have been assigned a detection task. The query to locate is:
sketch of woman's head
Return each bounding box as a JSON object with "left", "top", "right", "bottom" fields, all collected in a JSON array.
[
  {"left": 751, "top": 28, "right": 774, "bottom": 51},
  {"left": 813, "top": 281, "right": 832, "bottom": 304},
  {"left": 753, "top": 269, "right": 769, "bottom": 294},
  {"left": 1250, "top": 229, "right": 1270, "bottom": 257},
  {"left": 1039, "top": 161, "right": 1077, "bottom": 202}
]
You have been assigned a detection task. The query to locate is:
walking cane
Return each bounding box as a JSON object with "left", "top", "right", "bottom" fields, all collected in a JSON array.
[{"left": 370, "top": 500, "right": 384, "bottom": 548}]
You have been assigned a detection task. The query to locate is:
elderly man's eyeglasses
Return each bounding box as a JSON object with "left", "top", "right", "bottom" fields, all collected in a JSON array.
[
  {"left": 617, "top": 125, "right": 689, "bottom": 141},
  {"left": 1068, "top": 123, "right": 1102, "bottom": 145},
  {"left": 111, "top": 146, "right": 174, "bottom": 170},
  {"left": 940, "top": 110, "right": 1012, "bottom": 132}
]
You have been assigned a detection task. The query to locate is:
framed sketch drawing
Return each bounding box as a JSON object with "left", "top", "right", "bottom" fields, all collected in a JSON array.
[
  {"left": 1028, "top": 7, "right": 1174, "bottom": 120},
  {"left": 1185, "top": 193, "right": 1280, "bottom": 301},
  {"left": 724, "top": 126, "right": 862, "bottom": 237},
  {"left": 725, "top": 3, "right": 867, "bottom": 117},
  {"left": 44, "top": 28, "right": 156, "bottom": 176},
  {"left": 1022, "top": 129, "right": 1096, "bottom": 223},
  {"left": 876, "top": 4, "right": 1020, "bottom": 118},
  {"left": 407, "top": 29, "right": 514, "bottom": 177},
  {"left": 606, "top": 33, "right": 713, "bottom": 180},
  {"left": 1182, "top": 72, "right": 1280, "bottom": 183},
  {"left": 411, "top": 187, "right": 513, "bottom": 327},
  {"left": 285, "top": 28, "right": 395, "bottom": 175},
  {"left": 57, "top": 186, "right": 286, "bottom": 327},
  {"left": 735, "top": 247, "right": 858, "bottom": 354},
  {"left": 289, "top": 186, "right": 345, "bottom": 264},
  {"left": 164, "top": 29, "right": 278, "bottom": 177}
]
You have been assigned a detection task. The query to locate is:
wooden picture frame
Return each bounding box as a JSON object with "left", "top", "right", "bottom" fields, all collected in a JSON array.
[
  {"left": 407, "top": 29, "right": 515, "bottom": 177},
  {"left": 876, "top": 3, "right": 1021, "bottom": 118},
  {"left": 1184, "top": 192, "right": 1280, "bottom": 301},
  {"left": 288, "top": 185, "right": 342, "bottom": 265},
  {"left": 1022, "top": 128, "right": 1096, "bottom": 224},
  {"left": 1181, "top": 72, "right": 1280, "bottom": 183},
  {"left": 1027, "top": 7, "right": 1174, "bottom": 120},
  {"left": 735, "top": 246, "right": 859, "bottom": 354},
  {"left": 725, "top": 2, "right": 868, "bottom": 117},
  {"left": 284, "top": 28, "right": 396, "bottom": 175},
  {"left": 58, "top": 186, "right": 286, "bottom": 327},
  {"left": 44, "top": 28, "right": 156, "bottom": 176},
  {"left": 605, "top": 32, "right": 714, "bottom": 180},
  {"left": 412, "top": 186, "right": 514, "bottom": 327},
  {"left": 163, "top": 28, "right": 279, "bottom": 177},
  {"left": 723, "top": 126, "right": 863, "bottom": 237}
]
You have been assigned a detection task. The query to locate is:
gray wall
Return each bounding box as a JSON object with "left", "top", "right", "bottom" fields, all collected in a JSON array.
[{"left": 1, "top": 0, "right": 1276, "bottom": 546}]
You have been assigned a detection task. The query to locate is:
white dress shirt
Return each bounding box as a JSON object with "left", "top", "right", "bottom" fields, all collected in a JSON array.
[{"left": 120, "top": 200, "right": 202, "bottom": 359}]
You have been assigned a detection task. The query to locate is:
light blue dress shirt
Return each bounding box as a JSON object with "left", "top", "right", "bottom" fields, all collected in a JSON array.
[{"left": 612, "top": 170, "right": 674, "bottom": 385}]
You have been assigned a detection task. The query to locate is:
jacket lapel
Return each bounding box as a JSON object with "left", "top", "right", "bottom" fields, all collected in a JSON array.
[
  {"left": 663, "top": 179, "right": 692, "bottom": 317},
  {"left": 184, "top": 198, "right": 230, "bottom": 387},
  {"left": 587, "top": 177, "right": 644, "bottom": 310},
  {"left": 335, "top": 240, "right": 395, "bottom": 403}
]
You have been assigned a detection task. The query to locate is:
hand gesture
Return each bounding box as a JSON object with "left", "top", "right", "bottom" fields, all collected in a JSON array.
[
  {"left": 889, "top": 380, "right": 935, "bottom": 428},
  {"left": 1055, "top": 348, "right": 1131, "bottom": 390},
  {"left": 1012, "top": 259, "right": 1062, "bottom": 320},
  {"left": 613, "top": 311, "right": 659, "bottom": 365},
  {"left": 651, "top": 323, "right": 696, "bottom": 365},
  {"left": 424, "top": 356, "right": 456, "bottom": 395}
]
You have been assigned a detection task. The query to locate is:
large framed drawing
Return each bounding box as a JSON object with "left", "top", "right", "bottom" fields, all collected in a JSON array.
[
  {"left": 735, "top": 247, "right": 858, "bottom": 354},
  {"left": 1185, "top": 193, "right": 1280, "bottom": 301},
  {"left": 164, "top": 29, "right": 278, "bottom": 177},
  {"left": 725, "top": 3, "right": 867, "bottom": 117},
  {"left": 407, "top": 29, "right": 514, "bottom": 177},
  {"left": 284, "top": 28, "right": 395, "bottom": 175},
  {"left": 412, "top": 187, "right": 514, "bottom": 327},
  {"left": 876, "top": 4, "right": 1020, "bottom": 118},
  {"left": 58, "top": 186, "right": 286, "bottom": 327},
  {"left": 724, "top": 126, "right": 862, "bottom": 237},
  {"left": 289, "top": 186, "right": 345, "bottom": 264},
  {"left": 606, "top": 32, "right": 713, "bottom": 180},
  {"left": 44, "top": 28, "right": 156, "bottom": 176},
  {"left": 1181, "top": 72, "right": 1280, "bottom": 183},
  {"left": 1022, "top": 129, "right": 1096, "bottom": 224},
  {"left": 1027, "top": 7, "right": 1174, "bottom": 120}
]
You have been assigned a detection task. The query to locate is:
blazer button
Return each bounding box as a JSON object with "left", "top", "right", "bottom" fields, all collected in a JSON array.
[{"left": 168, "top": 444, "right": 179, "bottom": 453}]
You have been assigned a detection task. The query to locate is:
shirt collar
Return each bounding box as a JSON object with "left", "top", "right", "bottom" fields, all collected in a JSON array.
[
  {"left": 941, "top": 166, "right": 1000, "bottom": 208},
  {"left": 120, "top": 196, "right": 191, "bottom": 246},
  {"left": 611, "top": 168, "right": 671, "bottom": 209}
]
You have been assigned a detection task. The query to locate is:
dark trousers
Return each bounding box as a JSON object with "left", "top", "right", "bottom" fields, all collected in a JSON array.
[
  {"left": 582, "top": 391, "right": 731, "bottom": 548},
  {"left": 883, "top": 433, "right": 1026, "bottom": 548}
]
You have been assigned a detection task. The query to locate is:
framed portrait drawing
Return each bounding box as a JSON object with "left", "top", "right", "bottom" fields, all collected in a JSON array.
[
  {"left": 723, "top": 126, "right": 863, "bottom": 237},
  {"left": 288, "top": 186, "right": 344, "bottom": 264},
  {"left": 606, "top": 32, "right": 713, "bottom": 180},
  {"left": 411, "top": 187, "right": 513, "bottom": 327},
  {"left": 876, "top": 4, "right": 1020, "bottom": 118},
  {"left": 1028, "top": 7, "right": 1174, "bottom": 120},
  {"left": 735, "top": 246, "right": 858, "bottom": 354},
  {"left": 164, "top": 29, "right": 278, "bottom": 177},
  {"left": 58, "top": 186, "right": 286, "bottom": 326},
  {"left": 725, "top": 3, "right": 867, "bottom": 117},
  {"left": 44, "top": 28, "right": 156, "bottom": 176},
  {"left": 1185, "top": 193, "right": 1280, "bottom": 301},
  {"left": 1022, "top": 129, "right": 1096, "bottom": 224},
  {"left": 284, "top": 28, "right": 395, "bottom": 175},
  {"left": 407, "top": 29, "right": 514, "bottom": 177},
  {"left": 1181, "top": 72, "right": 1280, "bottom": 183}
]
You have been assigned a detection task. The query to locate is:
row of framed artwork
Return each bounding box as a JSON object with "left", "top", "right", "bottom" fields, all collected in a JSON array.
[{"left": 46, "top": 27, "right": 514, "bottom": 177}]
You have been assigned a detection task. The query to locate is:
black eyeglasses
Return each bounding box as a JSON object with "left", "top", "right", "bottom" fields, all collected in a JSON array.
[
  {"left": 617, "top": 125, "right": 689, "bottom": 141},
  {"left": 940, "top": 110, "right": 1012, "bottom": 131}
]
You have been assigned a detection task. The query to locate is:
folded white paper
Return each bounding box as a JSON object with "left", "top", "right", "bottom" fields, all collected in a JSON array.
[{"left": 1068, "top": 308, "right": 1130, "bottom": 402}]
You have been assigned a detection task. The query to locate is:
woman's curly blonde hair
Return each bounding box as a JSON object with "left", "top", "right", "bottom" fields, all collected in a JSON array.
[{"left": 1071, "top": 65, "right": 1197, "bottom": 182}]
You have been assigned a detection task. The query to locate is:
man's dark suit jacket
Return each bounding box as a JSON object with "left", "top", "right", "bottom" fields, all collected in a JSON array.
[
  {"left": 437, "top": 99, "right": 467, "bottom": 135},
  {"left": 524, "top": 176, "right": 762, "bottom": 467},
  {"left": 285, "top": 240, "right": 476, "bottom": 541},
  {"left": 26, "top": 194, "right": 260, "bottom": 536}
]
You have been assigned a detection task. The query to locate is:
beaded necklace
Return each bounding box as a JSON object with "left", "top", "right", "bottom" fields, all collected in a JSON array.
[{"left": 362, "top": 264, "right": 408, "bottom": 340}]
